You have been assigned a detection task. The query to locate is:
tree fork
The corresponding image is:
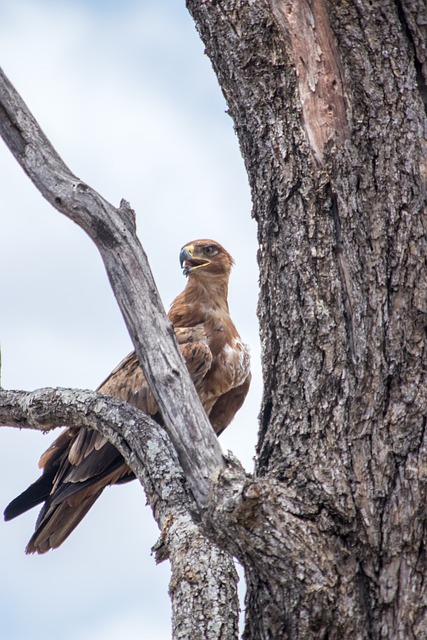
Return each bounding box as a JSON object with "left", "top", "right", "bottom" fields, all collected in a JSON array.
[
  {"left": 1, "top": 0, "right": 427, "bottom": 636},
  {"left": 0, "top": 67, "right": 239, "bottom": 638},
  {"left": 0, "top": 66, "right": 223, "bottom": 509},
  {"left": 0, "top": 387, "right": 240, "bottom": 639}
]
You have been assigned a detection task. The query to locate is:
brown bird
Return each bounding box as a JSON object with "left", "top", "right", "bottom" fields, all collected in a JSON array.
[{"left": 4, "top": 239, "right": 251, "bottom": 553}]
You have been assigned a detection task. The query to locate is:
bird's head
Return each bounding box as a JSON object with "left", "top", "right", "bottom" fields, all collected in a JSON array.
[{"left": 180, "top": 239, "right": 234, "bottom": 279}]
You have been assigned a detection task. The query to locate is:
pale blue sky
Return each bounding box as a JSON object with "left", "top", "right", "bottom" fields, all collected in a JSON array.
[{"left": 0, "top": 1, "right": 260, "bottom": 638}]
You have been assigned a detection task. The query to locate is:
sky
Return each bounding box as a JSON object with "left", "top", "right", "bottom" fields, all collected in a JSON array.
[{"left": 0, "top": 1, "right": 260, "bottom": 639}]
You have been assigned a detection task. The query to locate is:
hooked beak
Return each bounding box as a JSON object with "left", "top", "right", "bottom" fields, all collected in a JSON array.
[{"left": 180, "top": 247, "right": 210, "bottom": 276}]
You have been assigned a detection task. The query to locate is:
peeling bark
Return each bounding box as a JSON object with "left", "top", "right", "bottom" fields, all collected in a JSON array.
[
  {"left": 187, "top": 0, "right": 427, "bottom": 637},
  {"left": 270, "top": 0, "right": 348, "bottom": 163}
]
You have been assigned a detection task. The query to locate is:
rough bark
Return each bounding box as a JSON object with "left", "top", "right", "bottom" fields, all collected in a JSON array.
[
  {"left": 0, "top": 388, "right": 239, "bottom": 640},
  {"left": 1, "top": 1, "right": 427, "bottom": 638},
  {"left": 187, "top": 0, "right": 427, "bottom": 638}
]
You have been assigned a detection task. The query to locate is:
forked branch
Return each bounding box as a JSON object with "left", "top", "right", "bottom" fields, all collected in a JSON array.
[
  {"left": 0, "top": 387, "right": 239, "bottom": 639},
  {"left": 0, "top": 66, "right": 224, "bottom": 509}
]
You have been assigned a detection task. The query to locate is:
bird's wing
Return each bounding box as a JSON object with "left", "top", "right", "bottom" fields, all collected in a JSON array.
[
  {"left": 4, "top": 240, "right": 251, "bottom": 554},
  {"left": 47, "top": 336, "right": 212, "bottom": 479},
  {"left": 209, "top": 373, "right": 252, "bottom": 435},
  {"left": 21, "top": 433, "right": 131, "bottom": 553},
  {"left": 98, "top": 351, "right": 159, "bottom": 416},
  {"left": 6, "top": 334, "right": 214, "bottom": 553}
]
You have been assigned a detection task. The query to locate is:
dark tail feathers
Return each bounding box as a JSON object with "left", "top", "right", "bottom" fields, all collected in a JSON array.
[{"left": 4, "top": 469, "right": 56, "bottom": 521}]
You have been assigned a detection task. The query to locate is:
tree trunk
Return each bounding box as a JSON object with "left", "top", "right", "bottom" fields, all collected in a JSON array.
[
  {"left": 188, "top": 1, "right": 427, "bottom": 638},
  {"left": 1, "top": 2, "right": 426, "bottom": 638}
]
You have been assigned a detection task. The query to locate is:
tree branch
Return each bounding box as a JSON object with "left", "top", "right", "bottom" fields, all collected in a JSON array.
[
  {"left": 0, "top": 66, "right": 224, "bottom": 509},
  {"left": 0, "top": 387, "right": 180, "bottom": 500},
  {"left": 0, "top": 387, "right": 239, "bottom": 640}
]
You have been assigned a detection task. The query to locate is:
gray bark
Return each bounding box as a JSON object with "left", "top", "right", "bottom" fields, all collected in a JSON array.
[
  {"left": 1, "top": 0, "right": 427, "bottom": 638},
  {"left": 0, "top": 388, "right": 239, "bottom": 640},
  {"left": 187, "top": 0, "right": 427, "bottom": 638},
  {"left": 0, "top": 68, "right": 240, "bottom": 639},
  {"left": 0, "top": 66, "right": 223, "bottom": 509}
]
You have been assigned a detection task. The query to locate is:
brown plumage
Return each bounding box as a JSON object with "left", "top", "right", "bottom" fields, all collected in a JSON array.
[{"left": 4, "top": 239, "right": 251, "bottom": 553}]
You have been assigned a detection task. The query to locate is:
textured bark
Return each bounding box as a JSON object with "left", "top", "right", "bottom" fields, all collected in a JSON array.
[
  {"left": 0, "top": 63, "right": 244, "bottom": 638},
  {"left": 0, "top": 388, "right": 239, "bottom": 640},
  {"left": 187, "top": 0, "right": 427, "bottom": 638},
  {"left": 1, "top": 1, "right": 427, "bottom": 638}
]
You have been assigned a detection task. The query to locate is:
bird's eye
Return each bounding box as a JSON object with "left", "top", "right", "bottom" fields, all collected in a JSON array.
[{"left": 203, "top": 245, "right": 217, "bottom": 256}]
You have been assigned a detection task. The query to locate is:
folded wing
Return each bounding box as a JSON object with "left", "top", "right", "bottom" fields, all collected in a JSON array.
[{"left": 5, "top": 337, "right": 214, "bottom": 554}]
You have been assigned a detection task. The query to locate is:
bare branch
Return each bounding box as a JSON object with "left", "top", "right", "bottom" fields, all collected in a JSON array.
[
  {"left": 0, "top": 387, "right": 239, "bottom": 639},
  {"left": 0, "top": 387, "right": 188, "bottom": 509},
  {"left": 1, "top": 385, "right": 342, "bottom": 635},
  {"left": 0, "top": 66, "right": 225, "bottom": 509}
]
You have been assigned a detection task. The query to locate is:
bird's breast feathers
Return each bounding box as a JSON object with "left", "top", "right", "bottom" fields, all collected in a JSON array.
[{"left": 219, "top": 338, "right": 251, "bottom": 389}]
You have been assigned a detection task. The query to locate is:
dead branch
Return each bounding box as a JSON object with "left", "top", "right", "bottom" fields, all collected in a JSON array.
[
  {"left": 0, "top": 386, "right": 239, "bottom": 639},
  {"left": 0, "top": 66, "right": 224, "bottom": 510}
]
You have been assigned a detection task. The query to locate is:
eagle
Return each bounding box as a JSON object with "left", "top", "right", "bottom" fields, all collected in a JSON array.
[{"left": 4, "top": 239, "right": 251, "bottom": 553}]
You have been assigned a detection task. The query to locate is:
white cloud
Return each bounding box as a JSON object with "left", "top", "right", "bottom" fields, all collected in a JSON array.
[{"left": 0, "top": 1, "right": 260, "bottom": 639}]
